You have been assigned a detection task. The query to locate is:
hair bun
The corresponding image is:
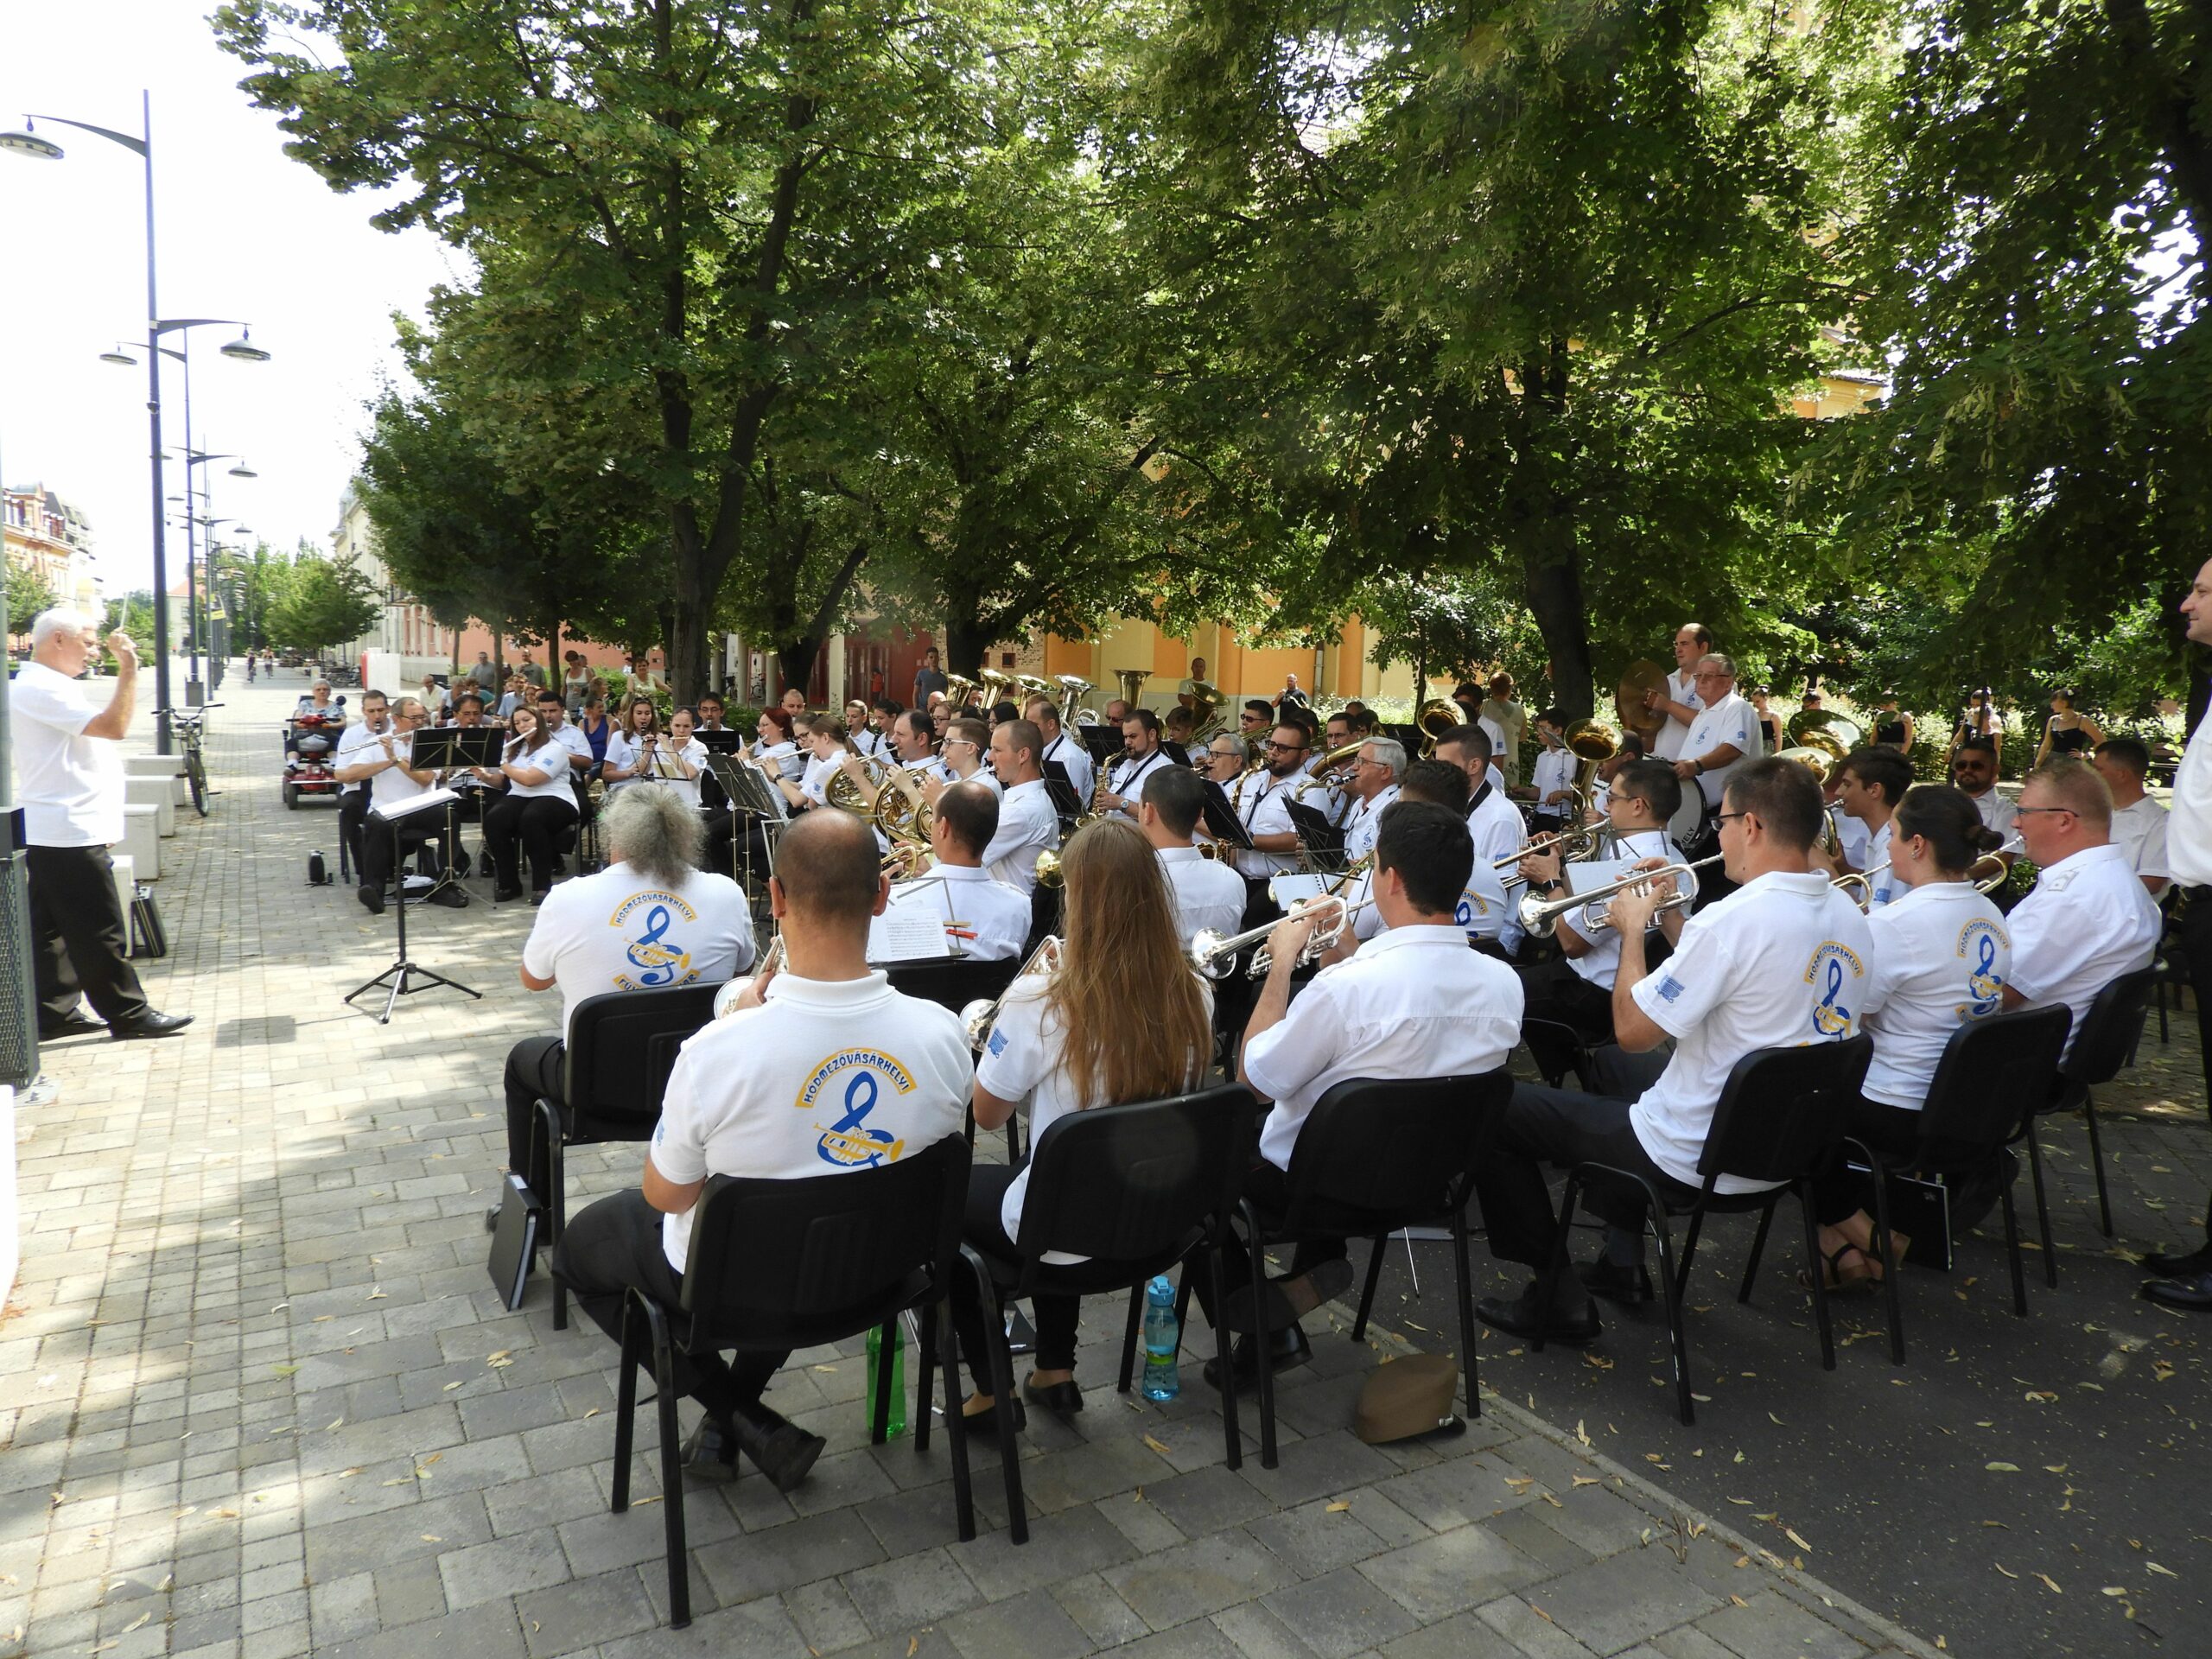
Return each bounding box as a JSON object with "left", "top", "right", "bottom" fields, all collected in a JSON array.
[{"left": 1972, "top": 824, "right": 2005, "bottom": 855}]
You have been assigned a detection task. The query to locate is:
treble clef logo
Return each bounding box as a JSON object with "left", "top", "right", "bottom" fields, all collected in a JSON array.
[
  {"left": 1967, "top": 930, "right": 2002, "bottom": 1008},
  {"left": 1812, "top": 954, "right": 1853, "bottom": 1036},
  {"left": 625, "top": 902, "right": 683, "bottom": 987},
  {"left": 819, "top": 1070, "right": 895, "bottom": 1167}
]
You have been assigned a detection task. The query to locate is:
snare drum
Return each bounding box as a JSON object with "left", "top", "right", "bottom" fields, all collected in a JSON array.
[{"left": 1669, "top": 786, "right": 1712, "bottom": 853}]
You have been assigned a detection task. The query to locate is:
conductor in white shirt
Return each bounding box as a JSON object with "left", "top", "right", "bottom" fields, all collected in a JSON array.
[
  {"left": 1474, "top": 759, "right": 1876, "bottom": 1345},
  {"left": 1139, "top": 766, "right": 1246, "bottom": 946},
  {"left": 550, "top": 810, "right": 969, "bottom": 1486},
  {"left": 2094, "top": 736, "right": 2171, "bottom": 897},
  {"left": 910, "top": 783, "right": 1032, "bottom": 961},
  {"left": 13, "top": 609, "right": 189, "bottom": 1040}
]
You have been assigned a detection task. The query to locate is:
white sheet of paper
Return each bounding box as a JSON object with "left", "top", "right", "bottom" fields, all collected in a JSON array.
[{"left": 868, "top": 880, "right": 955, "bottom": 963}]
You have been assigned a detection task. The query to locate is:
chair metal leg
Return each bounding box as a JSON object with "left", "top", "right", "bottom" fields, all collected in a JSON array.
[
  {"left": 914, "top": 1300, "right": 938, "bottom": 1452},
  {"left": 869, "top": 1318, "right": 897, "bottom": 1446},
  {"left": 1117, "top": 1282, "right": 1143, "bottom": 1393},
  {"left": 1351, "top": 1232, "right": 1388, "bottom": 1342},
  {"left": 533, "top": 1100, "right": 570, "bottom": 1330},
  {"left": 967, "top": 1249, "right": 1027, "bottom": 1545},
  {"left": 1861, "top": 1156, "right": 1906, "bottom": 1365},
  {"left": 1172, "top": 1273, "right": 1194, "bottom": 1362},
  {"left": 1207, "top": 1240, "right": 1243, "bottom": 1471},
  {"left": 2157, "top": 977, "right": 2171, "bottom": 1046},
  {"left": 934, "top": 1295, "right": 976, "bottom": 1541},
  {"left": 1797, "top": 1190, "right": 1835, "bottom": 1372},
  {"left": 645, "top": 1306, "right": 689, "bottom": 1629},
  {"left": 1649, "top": 1205, "right": 1694, "bottom": 1427},
  {"left": 1678, "top": 1205, "right": 1707, "bottom": 1285},
  {"left": 1999, "top": 1166, "right": 2030, "bottom": 1317},
  {"left": 2082, "top": 1090, "right": 2114, "bottom": 1237},
  {"left": 612, "top": 1293, "right": 641, "bottom": 1512},
  {"left": 1450, "top": 1206, "right": 1480, "bottom": 1421},
  {"left": 1738, "top": 1198, "right": 1778, "bottom": 1305},
  {"left": 2024, "top": 1126, "right": 2059, "bottom": 1287},
  {"left": 1243, "top": 1201, "right": 1279, "bottom": 1469}
]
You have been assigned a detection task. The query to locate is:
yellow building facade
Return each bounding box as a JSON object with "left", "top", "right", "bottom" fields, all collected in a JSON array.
[{"left": 1032, "top": 615, "right": 1416, "bottom": 713}]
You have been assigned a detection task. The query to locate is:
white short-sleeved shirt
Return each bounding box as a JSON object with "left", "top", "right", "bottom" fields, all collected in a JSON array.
[
  {"left": 1682, "top": 691, "right": 1755, "bottom": 805},
  {"left": 1347, "top": 827, "right": 1511, "bottom": 947},
  {"left": 1041, "top": 732, "right": 1094, "bottom": 803},
  {"left": 1626, "top": 872, "right": 1878, "bottom": 1192},
  {"left": 1861, "top": 880, "right": 2011, "bottom": 1109},
  {"left": 1651, "top": 669, "right": 1702, "bottom": 763},
  {"left": 334, "top": 718, "right": 388, "bottom": 798},
  {"left": 1233, "top": 773, "right": 1299, "bottom": 878},
  {"left": 979, "top": 973, "right": 1211, "bottom": 1261},
  {"left": 1158, "top": 845, "right": 1247, "bottom": 946},
  {"left": 1859, "top": 819, "right": 1898, "bottom": 909},
  {"left": 1245, "top": 925, "right": 1523, "bottom": 1171},
  {"left": 650, "top": 973, "right": 971, "bottom": 1270},
  {"left": 12, "top": 660, "right": 124, "bottom": 846},
  {"left": 524, "top": 861, "right": 755, "bottom": 1035},
  {"left": 1562, "top": 830, "right": 1680, "bottom": 988},
  {"left": 1529, "top": 747, "right": 1575, "bottom": 810},
  {"left": 2167, "top": 714, "right": 2212, "bottom": 887},
  {"left": 798, "top": 752, "right": 841, "bottom": 807},
  {"left": 367, "top": 731, "right": 432, "bottom": 815},
  {"left": 1465, "top": 783, "right": 1525, "bottom": 872},
  {"left": 1108, "top": 747, "right": 1173, "bottom": 817},
  {"left": 982, "top": 779, "right": 1059, "bottom": 893},
  {"left": 755, "top": 740, "right": 804, "bottom": 782},
  {"left": 924, "top": 863, "right": 1031, "bottom": 962},
  {"left": 2110, "top": 796, "right": 2171, "bottom": 884},
  {"left": 2005, "top": 842, "right": 2161, "bottom": 1058},
  {"left": 1967, "top": 787, "right": 2018, "bottom": 843},
  {"left": 547, "top": 721, "right": 594, "bottom": 775},
  {"left": 1342, "top": 785, "right": 1402, "bottom": 862},
  {"left": 504, "top": 735, "right": 577, "bottom": 799}
]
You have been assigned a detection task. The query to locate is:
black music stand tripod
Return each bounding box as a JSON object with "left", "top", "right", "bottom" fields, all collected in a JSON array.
[{"left": 345, "top": 794, "right": 485, "bottom": 1024}]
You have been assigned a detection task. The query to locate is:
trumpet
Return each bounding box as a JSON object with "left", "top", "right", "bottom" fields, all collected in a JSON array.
[
  {"left": 1970, "top": 838, "right": 2022, "bottom": 893},
  {"left": 1516, "top": 854, "right": 1724, "bottom": 938},
  {"left": 960, "top": 935, "right": 1062, "bottom": 1050},
  {"left": 712, "top": 934, "right": 787, "bottom": 1019},
  {"left": 1189, "top": 893, "right": 1368, "bottom": 981},
  {"left": 1294, "top": 741, "right": 1363, "bottom": 802},
  {"left": 1494, "top": 823, "right": 1603, "bottom": 871},
  {"left": 1831, "top": 859, "right": 1889, "bottom": 910}
]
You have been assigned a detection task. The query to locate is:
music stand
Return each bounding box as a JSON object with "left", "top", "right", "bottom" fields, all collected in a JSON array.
[
  {"left": 1041, "top": 762, "right": 1084, "bottom": 828},
  {"left": 1081, "top": 726, "right": 1124, "bottom": 768},
  {"left": 709, "top": 754, "right": 786, "bottom": 921},
  {"left": 345, "top": 786, "right": 484, "bottom": 1023},
  {"left": 1198, "top": 779, "right": 1255, "bottom": 858},
  {"left": 410, "top": 728, "right": 500, "bottom": 894},
  {"left": 695, "top": 728, "right": 746, "bottom": 812},
  {"left": 1286, "top": 799, "right": 1348, "bottom": 871}
]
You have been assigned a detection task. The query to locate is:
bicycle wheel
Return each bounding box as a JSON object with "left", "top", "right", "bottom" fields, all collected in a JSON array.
[{"left": 186, "top": 748, "right": 209, "bottom": 817}]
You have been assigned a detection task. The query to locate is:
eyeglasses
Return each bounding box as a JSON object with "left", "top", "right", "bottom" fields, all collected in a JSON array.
[
  {"left": 1264, "top": 741, "right": 1306, "bottom": 753},
  {"left": 2014, "top": 805, "right": 2077, "bottom": 817},
  {"left": 1693, "top": 671, "right": 1732, "bottom": 683},
  {"left": 1714, "top": 810, "right": 1751, "bottom": 828}
]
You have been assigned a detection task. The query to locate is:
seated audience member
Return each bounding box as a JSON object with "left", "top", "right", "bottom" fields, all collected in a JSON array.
[
  {"left": 2094, "top": 736, "right": 2171, "bottom": 897},
  {"left": 1999, "top": 759, "right": 2161, "bottom": 1055},
  {"left": 550, "top": 811, "right": 969, "bottom": 1488},
  {"left": 1473, "top": 759, "right": 1875, "bottom": 1343},
  {"left": 908, "top": 782, "right": 1031, "bottom": 960},
  {"left": 1140, "top": 766, "right": 1246, "bottom": 947}
]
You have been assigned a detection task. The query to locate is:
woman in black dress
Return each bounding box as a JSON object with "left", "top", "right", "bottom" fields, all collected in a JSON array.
[{"left": 2034, "top": 689, "right": 2104, "bottom": 769}]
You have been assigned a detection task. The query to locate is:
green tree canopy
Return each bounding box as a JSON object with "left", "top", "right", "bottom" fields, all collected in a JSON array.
[{"left": 265, "top": 551, "right": 379, "bottom": 656}]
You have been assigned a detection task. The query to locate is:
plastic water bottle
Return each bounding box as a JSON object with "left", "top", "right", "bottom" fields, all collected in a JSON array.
[
  {"left": 865, "top": 1320, "right": 906, "bottom": 1438},
  {"left": 1141, "top": 1275, "right": 1180, "bottom": 1402}
]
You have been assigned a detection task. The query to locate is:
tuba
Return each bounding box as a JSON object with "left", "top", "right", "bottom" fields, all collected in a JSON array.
[
  {"left": 1414, "top": 698, "right": 1461, "bottom": 758},
  {"left": 1055, "top": 674, "right": 1096, "bottom": 727},
  {"left": 941, "top": 671, "right": 979, "bottom": 710},
  {"left": 1563, "top": 717, "right": 1619, "bottom": 799},
  {"left": 1114, "top": 666, "right": 1152, "bottom": 709},
  {"left": 1785, "top": 709, "right": 1862, "bottom": 761},
  {"left": 1294, "top": 741, "right": 1363, "bottom": 802},
  {"left": 976, "top": 667, "right": 1017, "bottom": 709},
  {"left": 1186, "top": 679, "right": 1225, "bottom": 740},
  {"left": 1614, "top": 660, "right": 1670, "bottom": 746}
]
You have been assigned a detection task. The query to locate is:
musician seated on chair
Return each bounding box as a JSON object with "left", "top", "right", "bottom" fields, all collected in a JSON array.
[
  {"left": 550, "top": 810, "right": 969, "bottom": 1491},
  {"left": 913, "top": 782, "right": 1032, "bottom": 960},
  {"left": 1817, "top": 747, "right": 1910, "bottom": 909},
  {"left": 1023, "top": 696, "right": 1095, "bottom": 803},
  {"left": 1472, "top": 758, "right": 1874, "bottom": 1347},
  {"left": 1997, "top": 759, "right": 2160, "bottom": 1058},
  {"left": 932, "top": 714, "right": 995, "bottom": 795},
  {"left": 1435, "top": 723, "right": 1521, "bottom": 872},
  {"left": 2094, "top": 736, "right": 2171, "bottom": 898},
  {"left": 342, "top": 696, "right": 466, "bottom": 916},
  {"left": 954, "top": 820, "right": 1215, "bottom": 1433},
  {"left": 1514, "top": 759, "right": 1690, "bottom": 1046},
  {"left": 1520, "top": 709, "right": 1575, "bottom": 830},
  {"left": 1099, "top": 709, "right": 1172, "bottom": 820},
  {"left": 1343, "top": 760, "right": 1509, "bottom": 953},
  {"left": 1141, "top": 766, "right": 1246, "bottom": 946},
  {"left": 1340, "top": 737, "right": 1405, "bottom": 862},
  {"left": 1191, "top": 802, "right": 1523, "bottom": 1390}
]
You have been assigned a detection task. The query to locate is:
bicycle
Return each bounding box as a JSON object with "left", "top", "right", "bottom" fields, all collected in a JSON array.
[{"left": 155, "top": 703, "right": 220, "bottom": 817}]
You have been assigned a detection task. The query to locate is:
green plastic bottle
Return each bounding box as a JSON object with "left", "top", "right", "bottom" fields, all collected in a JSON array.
[{"left": 865, "top": 1320, "right": 906, "bottom": 1439}]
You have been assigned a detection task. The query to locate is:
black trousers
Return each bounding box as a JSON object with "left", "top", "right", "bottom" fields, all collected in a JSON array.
[
  {"left": 483, "top": 794, "right": 578, "bottom": 893},
  {"left": 338, "top": 789, "right": 368, "bottom": 880},
  {"left": 552, "top": 1188, "right": 787, "bottom": 1423},
  {"left": 505, "top": 1034, "right": 566, "bottom": 1197},
  {"left": 947, "top": 1165, "right": 1083, "bottom": 1394},
  {"left": 1472, "top": 1083, "right": 1702, "bottom": 1268},
  {"left": 2179, "top": 891, "right": 2212, "bottom": 1243},
  {"left": 1811, "top": 1096, "right": 1922, "bottom": 1226},
  {"left": 359, "top": 804, "right": 456, "bottom": 892},
  {"left": 28, "top": 844, "right": 149, "bottom": 1030},
  {"left": 1516, "top": 957, "right": 1616, "bottom": 1047},
  {"left": 1184, "top": 1159, "right": 1350, "bottom": 1329}
]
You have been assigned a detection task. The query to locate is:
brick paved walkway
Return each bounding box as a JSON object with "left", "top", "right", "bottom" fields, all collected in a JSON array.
[{"left": 1, "top": 671, "right": 1936, "bottom": 1659}]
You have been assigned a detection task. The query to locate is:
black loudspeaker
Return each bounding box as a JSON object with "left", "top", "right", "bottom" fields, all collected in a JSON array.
[
  {"left": 0, "top": 810, "right": 40, "bottom": 1089},
  {"left": 308, "top": 850, "right": 330, "bottom": 887}
]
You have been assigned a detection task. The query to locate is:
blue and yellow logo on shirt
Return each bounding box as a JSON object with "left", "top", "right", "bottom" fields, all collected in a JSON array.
[
  {"left": 1804, "top": 941, "right": 1866, "bottom": 1037},
  {"left": 1956, "top": 918, "right": 2006, "bottom": 1018},
  {"left": 797, "top": 1049, "right": 918, "bottom": 1168},
  {"left": 610, "top": 891, "right": 700, "bottom": 990}
]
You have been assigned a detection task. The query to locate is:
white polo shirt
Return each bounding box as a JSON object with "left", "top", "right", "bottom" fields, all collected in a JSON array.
[
  {"left": 1861, "top": 880, "right": 2011, "bottom": 1109},
  {"left": 1860, "top": 819, "right": 1898, "bottom": 910},
  {"left": 1626, "top": 871, "right": 1878, "bottom": 1193},
  {"left": 1158, "top": 845, "right": 1246, "bottom": 946},
  {"left": 503, "top": 734, "right": 577, "bottom": 800},
  {"left": 1233, "top": 772, "right": 1300, "bottom": 878},
  {"left": 927, "top": 862, "right": 1032, "bottom": 962},
  {"left": 1529, "top": 747, "right": 1575, "bottom": 813},
  {"left": 2109, "top": 795, "right": 2171, "bottom": 884},
  {"left": 1108, "top": 747, "right": 1173, "bottom": 817},
  {"left": 1562, "top": 830, "right": 1679, "bottom": 988},
  {"left": 982, "top": 779, "right": 1058, "bottom": 893},
  {"left": 1465, "top": 782, "right": 1525, "bottom": 872},
  {"left": 524, "top": 860, "right": 756, "bottom": 1034},
  {"left": 1651, "top": 669, "right": 1701, "bottom": 763},
  {"left": 2005, "top": 842, "right": 2160, "bottom": 1058},
  {"left": 335, "top": 718, "right": 389, "bottom": 798},
  {"left": 2167, "top": 714, "right": 2212, "bottom": 887},
  {"left": 755, "top": 740, "right": 804, "bottom": 782},
  {"left": 1348, "top": 826, "right": 1511, "bottom": 946},
  {"left": 1343, "top": 784, "right": 1402, "bottom": 862},
  {"left": 366, "top": 731, "right": 431, "bottom": 815},
  {"left": 1244, "top": 925, "right": 1522, "bottom": 1170},
  {"left": 1041, "top": 731, "right": 1094, "bottom": 803},
  {"left": 1681, "top": 690, "right": 1755, "bottom": 805},
  {"left": 1966, "top": 787, "right": 2018, "bottom": 842},
  {"left": 12, "top": 660, "right": 124, "bottom": 847},
  {"left": 650, "top": 972, "right": 971, "bottom": 1270}
]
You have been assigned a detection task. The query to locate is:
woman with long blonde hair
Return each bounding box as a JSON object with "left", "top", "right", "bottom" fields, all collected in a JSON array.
[{"left": 951, "top": 817, "right": 1215, "bottom": 1429}]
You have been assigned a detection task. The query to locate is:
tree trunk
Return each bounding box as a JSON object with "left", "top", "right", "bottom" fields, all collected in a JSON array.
[
  {"left": 668, "top": 580, "right": 713, "bottom": 704},
  {"left": 1509, "top": 340, "right": 1595, "bottom": 721},
  {"left": 778, "top": 639, "right": 821, "bottom": 696}
]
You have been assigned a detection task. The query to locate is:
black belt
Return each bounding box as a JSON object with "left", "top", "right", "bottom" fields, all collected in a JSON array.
[{"left": 2186, "top": 885, "right": 2212, "bottom": 903}]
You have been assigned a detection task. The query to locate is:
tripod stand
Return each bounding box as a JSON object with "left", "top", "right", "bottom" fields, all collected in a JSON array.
[{"left": 346, "top": 797, "right": 482, "bottom": 1023}]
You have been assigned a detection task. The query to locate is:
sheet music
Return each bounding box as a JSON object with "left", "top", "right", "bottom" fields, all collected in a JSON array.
[
  {"left": 868, "top": 877, "right": 957, "bottom": 963},
  {"left": 1268, "top": 873, "right": 1332, "bottom": 910},
  {"left": 373, "top": 785, "right": 461, "bottom": 821}
]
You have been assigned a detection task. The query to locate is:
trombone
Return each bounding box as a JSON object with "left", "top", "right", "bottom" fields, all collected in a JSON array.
[
  {"left": 960, "top": 935, "right": 1062, "bottom": 1050},
  {"left": 1516, "top": 854, "right": 1725, "bottom": 938}
]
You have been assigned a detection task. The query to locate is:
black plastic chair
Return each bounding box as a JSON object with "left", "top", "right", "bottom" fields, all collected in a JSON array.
[
  {"left": 588, "top": 1135, "right": 974, "bottom": 1629},
  {"left": 2151, "top": 890, "right": 2188, "bottom": 1045},
  {"left": 529, "top": 984, "right": 725, "bottom": 1330},
  {"left": 944, "top": 1084, "right": 1261, "bottom": 1543},
  {"left": 2040, "top": 965, "right": 2158, "bottom": 1239},
  {"left": 1234, "top": 1072, "right": 1515, "bottom": 1467},
  {"left": 1538, "top": 1035, "right": 1873, "bottom": 1426},
  {"left": 1848, "top": 1005, "right": 2074, "bottom": 1355}
]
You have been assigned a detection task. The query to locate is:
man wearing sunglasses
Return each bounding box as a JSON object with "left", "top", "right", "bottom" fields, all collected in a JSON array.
[{"left": 1229, "top": 723, "right": 1309, "bottom": 878}]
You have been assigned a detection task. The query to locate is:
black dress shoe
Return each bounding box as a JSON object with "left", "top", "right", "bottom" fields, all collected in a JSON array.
[
  {"left": 957, "top": 1396, "right": 1028, "bottom": 1438},
  {"left": 1021, "top": 1376, "right": 1084, "bottom": 1416},
  {"left": 728, "top": 1402, "right": 826, "bottom": 1492},
  {"left": 1576, "top": 1259, "right": 1655, "bottom": 1306},
  {"left": 427, "top": 887, "right": 469, "bottom": 909},
  {"left": 1202, "top": 1324, "right": 1312, "bottom": 1393},
  {"left": 38, "top": 1012, "right": 106, "bottom": 1040},
  {"left": 2144, "top": 1243, "right": 2212, "bottom": 1278},
  {"left": 358, "top": 882, "right": 385, "bottom": 916},
  {"left": 2140, "top": 1271, "right": 2212, "bottom": 1313},
  {"left": 1477, "top": 1281, "right": 1603, "bottom": 1346},
  {"left": 531, "top": 888, "right": 551, "bottom": 906},
  {"left": 110, "top": 1011, "right": 193, "bottom": 1041},
  {"left": 680, "top": 1418, "right": 742, "bottom": 1482},
  {"left": 493, "top": 884, "right": 524, "bottom": 903}
]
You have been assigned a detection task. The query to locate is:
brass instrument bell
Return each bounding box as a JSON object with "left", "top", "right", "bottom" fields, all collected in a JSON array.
[
  {"left": 1414, "top": 698, "right": 1460, "bottom": 758},
  {"left": 1114, "top": 666, "right": 1152, "bottom": 708},
  {"left": 1784, "top": 708, "right": 1862, "bottom": 760},
  {"left": 1614, "top": 659, "right": 1670, "bottom": 744}
]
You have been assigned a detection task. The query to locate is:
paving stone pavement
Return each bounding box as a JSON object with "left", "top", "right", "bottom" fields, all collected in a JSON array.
[{"left": 0, "top": 671, "right": 1939, "bottom": 1659}]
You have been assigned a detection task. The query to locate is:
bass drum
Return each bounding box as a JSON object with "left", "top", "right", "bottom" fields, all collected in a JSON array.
[{"left": 1669, "top": 785, "right": 1713, "bottom": 855}]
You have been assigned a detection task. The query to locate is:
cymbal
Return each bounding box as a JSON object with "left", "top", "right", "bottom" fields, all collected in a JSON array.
[{"left": 1614, "top": 659, "right": 1669, "bottom": 741}]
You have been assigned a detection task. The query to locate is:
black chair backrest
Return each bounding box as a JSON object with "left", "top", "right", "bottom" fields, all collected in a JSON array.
[
  {"left": 2061, "top": 963, "right": 2158, "bottom": 1086},
  {"left": 682, "top": 1134, "right": 971, "bottom": 1351},
  {"left": 1698, "top": 1035, "right": 1873, "bottom": 1186},
  {"left": 1285, "top": 1072, "right": 1515, "bottom": 1216},
  {"left": 1013, "top": 1084, "right": 1260, "bottom": 1267},
  {"left": 887, "top": 957, "right": 1022, "bottom": 1017},
  {"left": 1917, "top": 1006, "right": 2073, "bottom": 1168},
  {"left": 564, "top": 983, "right": 726, "bottom": 1135}
]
